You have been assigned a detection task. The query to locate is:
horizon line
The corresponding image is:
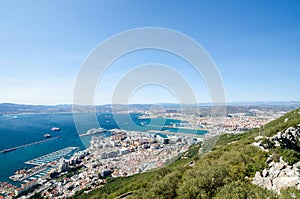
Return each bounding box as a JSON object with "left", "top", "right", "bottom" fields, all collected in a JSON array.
[{"left": 1, "top": 100, "right": 300, "bottom": 106}]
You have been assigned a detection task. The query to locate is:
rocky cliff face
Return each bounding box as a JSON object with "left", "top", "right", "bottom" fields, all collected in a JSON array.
[
  {"left": 252, "top": 127, "right": 300, "bottom": 151},
  {"left": 271, "top": 127, "right": 300, "bottom": 150},
  {"left": 252, "top": 127, "right": 300, "bottom": 193},
  {"left": 252, "top": 156, "right": 300, "bottom": 194}
]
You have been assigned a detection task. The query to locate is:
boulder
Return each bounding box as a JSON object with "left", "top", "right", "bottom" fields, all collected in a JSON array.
[
  {"left": 266, "top": 156, "right": 273, "bottom": 164},
  {"left": 262, "top": 169, "right": 269, "bottom": 177},
  {"left": 285, "top": 127, "right": 296, "bottom": 133},
  {"left": 254, "top": 171, "right": 261, "bottom": 178},
  {"left": 251, "top": 126, "right": 300, "bottom": 193},
  {"left": 293, "top": 162, "right": 300, "bottom": 169},
  {"left": 272, "top": 176, "right": 300, "bottom": 193},
  {"left": 274, "top": 162, "right": 285, "bottom": 171},
  {"left": 268, "top": 128, "right": 300, "bottom": 149},
  {"left": 284, "top": 118, "right": 289, "bottom": 123},
  {"left": 252, "top": 158, "right": 300, "bottom": 194},
  {"left": 279, "top": 157, "right": 286, "bottom": 165},
  {"left": 254, "top": 136, "right": 265, "bottom": 141},
  {"left": 264, "top": 178, "right": 273, "bottom": 191}
]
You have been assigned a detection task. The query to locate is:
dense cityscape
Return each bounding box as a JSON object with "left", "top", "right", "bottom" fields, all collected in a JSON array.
[
  {"left": 1, "top": 128, "right": 199, "bottom": 198},
  {"left": 0, "top": 105, "right": 290, "bottom": 198}
]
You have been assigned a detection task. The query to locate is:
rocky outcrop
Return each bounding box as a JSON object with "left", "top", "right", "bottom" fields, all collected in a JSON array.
[
  {"left": 270, "top": 127, "right": 300, "bottom": 150},
  {"left": 252, "top": 156, "right": 300, "bottom": 194},
  {"left": 252, "top": 127, "right": 300, "bottom": 194},
  {"left": 252, "top": 127, "right": 300, "bottom": 151},
  {"left": 252, "top": 140, "right": 270, "bottom": 152}
]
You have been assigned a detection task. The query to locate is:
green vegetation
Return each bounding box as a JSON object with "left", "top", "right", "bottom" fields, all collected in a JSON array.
[
  {"left": 280, "top": 187, "right": 300, "bottom": 199},
  {"left": 264, "top": 109, "right": 300, "bottom": 137},
  {"left": 55, "top": 166, "right": 84, "bottom": 182},
  {"left": 281, "top": 149, "right": 300, "bottom": 165},
  {"left": 73, "top": 108, "right": 300, "bottom": 199}
]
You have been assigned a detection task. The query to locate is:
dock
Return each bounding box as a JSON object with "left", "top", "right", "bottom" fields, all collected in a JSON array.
[
  {"left": 0, "top": 136, "right": 61, "bottom": 153},
  {"left": 10, "top": 147, "right": 79, "bottom": 182},
  {"left": 147, "top": 130, "right": 205, "bottom": 138},
  {"left": 25, "top": 146, "right": 79, "bottom": 165}
]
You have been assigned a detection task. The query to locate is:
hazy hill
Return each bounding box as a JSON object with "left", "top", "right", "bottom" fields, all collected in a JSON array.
[
  {"left": 73, "top": 107, "right": 300, "bottom": 199},
  {"left": 0, "top": 103, "right": 73, "bottom": 114},
  {"left": 1, "top": 102, "right": 299, "bottom": 115}
]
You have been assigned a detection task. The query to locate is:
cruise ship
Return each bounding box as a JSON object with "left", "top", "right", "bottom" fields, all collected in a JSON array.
[
  {"left": 138, "top": 114, "right": 151, "bottom": 119},
  {"left": 79, "top": 128, "right": 106, "bottom": 137}
]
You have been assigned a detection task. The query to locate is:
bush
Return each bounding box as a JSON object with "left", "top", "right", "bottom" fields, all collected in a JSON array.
[
  {"left": 281, "top": 149, "right": 300, "bottom": 165},
  {"left": 280, "top": 187, "right": 300, "bottom": 199},
  {"left": 178, "top": 160, "right": 229, "bottom": 198},
  {"left": 214, "top": 180, "right": 277, "bottom": 199}
]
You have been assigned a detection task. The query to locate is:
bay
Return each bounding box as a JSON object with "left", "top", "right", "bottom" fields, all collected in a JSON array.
[{"left": 0, "top": 113, "right": 207, "bottom": 183}]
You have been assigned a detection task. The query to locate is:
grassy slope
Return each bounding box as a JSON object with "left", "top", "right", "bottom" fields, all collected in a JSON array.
[{"left": 73, "top": 108, "right": 300, "bottom": 199}]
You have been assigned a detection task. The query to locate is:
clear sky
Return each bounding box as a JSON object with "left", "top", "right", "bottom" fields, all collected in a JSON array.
[{"left": 0, "top": 0, "right": 299, "bottom": 105}]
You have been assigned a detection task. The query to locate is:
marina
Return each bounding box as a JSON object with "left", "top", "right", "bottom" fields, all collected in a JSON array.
[
  {"left": 10, "top": 147, "right": 79, "bottom": 182},
  {"left": 25, "top": 146, "right": 79, "bottom": 166},
  {"left": 9, "top": 165, "right": 48, "bottom": 182}
]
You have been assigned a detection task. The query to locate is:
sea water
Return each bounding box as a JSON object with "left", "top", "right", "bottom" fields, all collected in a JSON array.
[{"left": 0, "top": 113, "right": 207, "bottom": 183}]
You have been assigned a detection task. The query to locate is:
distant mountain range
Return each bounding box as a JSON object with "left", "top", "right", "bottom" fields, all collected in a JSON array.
[
  {"left": 0, "top": 103, "right": 73, "bottom": 114},
  {"left": 0, "top": 102, "right": 300, "bottom": 114}
]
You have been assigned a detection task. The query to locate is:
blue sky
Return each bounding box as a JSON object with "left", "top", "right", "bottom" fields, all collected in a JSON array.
[{"left": 0, "top": 0, "right": 299, "bottom": 105}]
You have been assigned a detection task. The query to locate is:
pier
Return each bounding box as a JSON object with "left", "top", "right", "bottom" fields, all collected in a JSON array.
[
  {"left": 10, "top": 147, "right": 79, "bottom": 182},
  {"left": 147, "top": 130, "right": 205, "bottom": 138},
  {"left": 9, "top": 165, "right": 48, "bottom": 182},
  {"left": 0, "top": 136, "right": 61, "bottom": 153},
  {"left": 25, "top": 146, "right": 79, "bottom": 165}
]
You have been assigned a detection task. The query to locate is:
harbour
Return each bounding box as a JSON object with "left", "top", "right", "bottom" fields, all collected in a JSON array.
[
  {"left": 0, "top": 136, "right": 61, "bottom": 154},
  {"left": 25, "top": 146, "right": 79, "bottom": 166},
  {"left": 0, "top": 112, "right": 198, "bottom": 184},
  {"left": 10, "top": 147, "right": 79, "bottom": 182}
]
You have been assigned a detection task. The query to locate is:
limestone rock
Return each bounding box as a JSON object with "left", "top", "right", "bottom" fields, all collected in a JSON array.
[
  {"left": 266, "top": 156, "right": 273, "bottom": 164},
  {"left": 255, "top": 171, "right": 261, "bottom": 178},
  {"left": 254, "top": 136, "right": 264, "bottom": 141},
  {"left": 252, "top": 156, "right": 300, "bottom": 194},
  {"left": 268, "top": 127, "right": 300, "bottom": 149},
  {"left": 251, "top": 126, "right": 300, "bottom": 193},
  {"left": 272, "top": 176, "right": 300, "bottom": 193},
  {"left": 284, "top": 118, "right": 289, "bottom": 122},
  {"left": 274, "top": 162, "right": 285, "bottom": 171},
  {"left": 293, "top": 162, "right": 300, "bottom": 169},
  {"left": 262, "top": 169, "right": 269, "bottom": 177}
]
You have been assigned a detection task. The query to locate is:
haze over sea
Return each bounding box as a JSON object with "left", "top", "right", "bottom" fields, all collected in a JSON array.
[{"left": 0, "top": 112, "right": 207, "bottom": 183}]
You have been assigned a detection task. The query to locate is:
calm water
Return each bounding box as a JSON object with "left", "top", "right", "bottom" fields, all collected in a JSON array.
[{"left": 0, "top": 113, "right": 207, "bottom": 183}]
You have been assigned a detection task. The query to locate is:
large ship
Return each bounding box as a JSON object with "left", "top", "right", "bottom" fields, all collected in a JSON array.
[
  {"left": 1, "top": 148, "right": 17, "bottom": 153},
  {"left": 79, "top": 128, "right": 106, "bottom": 137},
  {"left": 138, "top": 114, "right": 151, "bottom": 119}
]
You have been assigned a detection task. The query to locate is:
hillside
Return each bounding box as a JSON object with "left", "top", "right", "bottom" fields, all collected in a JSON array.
[{"left": 73, "top": 108, "right": 300, "bottom": 199}]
